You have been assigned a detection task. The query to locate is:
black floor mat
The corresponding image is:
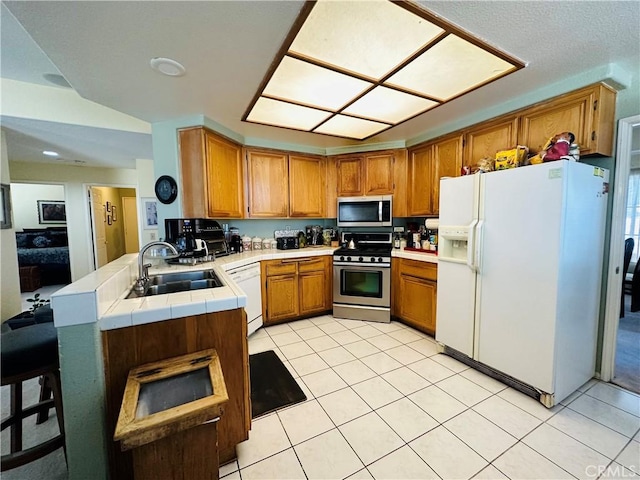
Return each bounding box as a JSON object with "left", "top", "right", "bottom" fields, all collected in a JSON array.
[{"left": 249, "top": 350, "right": 307, "bottom": 418}]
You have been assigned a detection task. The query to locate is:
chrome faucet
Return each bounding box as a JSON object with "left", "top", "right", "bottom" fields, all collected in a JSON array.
[{"left": 134, "top": 241, "right": 179, "bottom": 294}]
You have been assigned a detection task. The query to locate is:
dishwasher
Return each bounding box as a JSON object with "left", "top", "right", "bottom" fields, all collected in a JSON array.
[{"left": 226, "top": 262, "right": 263, "bottom": 336}]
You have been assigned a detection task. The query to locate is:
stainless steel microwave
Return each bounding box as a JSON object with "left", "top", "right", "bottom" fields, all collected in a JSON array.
[{"left": 337, "top": 195, "right": 393, "bottom": 227}]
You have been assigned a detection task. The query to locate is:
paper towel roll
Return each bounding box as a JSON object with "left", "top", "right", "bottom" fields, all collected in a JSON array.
[{"left": 425, "top": 218, "right": 439, "bottom": 229}]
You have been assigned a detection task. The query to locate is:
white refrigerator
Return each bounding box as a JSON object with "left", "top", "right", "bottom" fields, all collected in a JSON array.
[{"left": 436, "top": 160, "right": 609, "bottom": 407}]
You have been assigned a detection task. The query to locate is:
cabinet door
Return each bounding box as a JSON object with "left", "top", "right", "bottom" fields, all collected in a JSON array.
[
  {"left": 407, "top": 146, "right": 434, "bottom": 216},
  {"left": 518, "top": 84, "right": 615, "bottom": 157},
  {"left": 365, "top": 153, "right": 394, "bottom": 195},
  {"left": 264, "top": 274, "right": 299, "bottom": 324},
  {"left": 246, "top": 150, "right": 289, "bottom": 217},
  {"left": 397, "top": 274, "right": 437, "bottom": 334},
  {"left": 337, "top": 157, "right": 364, "bottom": 196},
  {"left": 464, "top": 117, "right": 518, "bottom": 168},
  {"left": 289, "top": 155, "right": 326, "bottom": 217},
  {"left": 299, "top": 270, "right": 328, "bottom": 316},
  {"left": 205, "top": 132, "right": 244, "bottom": 218},
  {"left": 432, "top": 134, "right": 463, "bottom": 214},
  {"left": 326, "top": 157, "right": 338, "bottom": 218}
]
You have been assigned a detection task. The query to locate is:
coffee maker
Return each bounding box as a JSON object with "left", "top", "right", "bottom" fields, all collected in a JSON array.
[
  {"left": 164, "top": 218, "right": 228, "bottom": 259},
  {"left": 305, "top": 225, "right": 323, "bottom": 246}
]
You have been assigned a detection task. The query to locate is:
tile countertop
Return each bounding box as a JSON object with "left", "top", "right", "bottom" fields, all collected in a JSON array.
[
  {"left": 392, "top": 249, "right": 439, "bottom": 263},
  {"left": 50, "top": 246, "right": 437, "bottom": 331}
]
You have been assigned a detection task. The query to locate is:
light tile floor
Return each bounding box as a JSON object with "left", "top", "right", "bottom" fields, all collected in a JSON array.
[{"left": 223, "top": 315, "right": 640, "bottom": 480}]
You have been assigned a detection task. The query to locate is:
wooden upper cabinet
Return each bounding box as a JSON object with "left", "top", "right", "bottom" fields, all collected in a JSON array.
[
  {"left": 179, "top": 127, "right": 244, "bottom": 218},
  {"left": 246, "top": 150, "right": 289, "bottom": 217},
  {"left": 432, "top": 134, "right": 463, "bottom": 214},
  {"left": 407, "top": 145, "right": 434, "bottom": 216},
  {"left": 518, "top": 83, "right": 616, "bottom": 157},
  {"left": 365, "top": 153, "right": 394, "bottom": 195},
  {"left": 289, "top": 155, "right": 326, "bottom": 218},
  {"left": 336, "top": 157, "right": 364, "bottom": 196},
  {"left": 325, "top": 156, "right": 338, "bottom": 218},
  {"left": 464, "top": 117, "right": 519, "bottom": 168}
]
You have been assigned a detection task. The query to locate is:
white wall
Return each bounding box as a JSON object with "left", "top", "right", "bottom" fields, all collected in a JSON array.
[
  {"left": 135, "top": 158, "right": 157, "bottom": 245},
  {"left": 10, "top": 183, "right": 65, "bottom": 231},
  {"left": 9, "top": 161, "right": 138, "bottom": 282},
  {"left": 0, "top": 131, "right": 22, "bottom": 320}
]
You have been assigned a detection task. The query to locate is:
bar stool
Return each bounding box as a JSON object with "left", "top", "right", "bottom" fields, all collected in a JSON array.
[{"left": 1, "top": 323, "right": 66, "bottom": 471}]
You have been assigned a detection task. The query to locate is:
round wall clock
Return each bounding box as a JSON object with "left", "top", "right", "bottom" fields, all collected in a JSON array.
[{"left": 154, "top": 175, "right": 178, "bottom": 204}]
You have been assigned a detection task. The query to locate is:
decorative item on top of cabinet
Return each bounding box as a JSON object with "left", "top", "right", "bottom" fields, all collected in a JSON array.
[
  {"left": 178, "top": 127, "right": 244, "bottom": 218},
  {"left": 408, "top": 133, "right": 462, "bottom": 216},
  {"left": 261, "top": 256, "right": 332, "bottom": 325},
  {"left": 518, "top": 82, "right": 616, "bottom": 157},
  {"left": 392, "top": 258, "right": 438, "bottom": 335},
  {"left": 245, "top": 149, "right": 289, "bottom": 217}
]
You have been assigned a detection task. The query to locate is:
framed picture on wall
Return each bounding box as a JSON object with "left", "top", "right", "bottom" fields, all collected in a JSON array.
[
  {"left": 111, "top": 206, "right": 117, "bottom": 222},
  {"left": 142, "top": 198, "right": 158, "bottom": 230},
  {"left": 107, "top": 214, "right": 112, "bottom": 226},
  {"left": 0, "top": 184, "right": 12, "bottom": 229},
  {"left": 38, "top": 200, "right": 66, "bottom": 224}
]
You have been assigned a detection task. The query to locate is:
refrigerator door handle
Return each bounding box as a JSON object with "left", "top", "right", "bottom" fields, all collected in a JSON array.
[
  {"left": 475, "top": 220, "right": 485, "bottom": 273},
  {"left": 467, "top": 219, "right": 478, "bottom": 271}
]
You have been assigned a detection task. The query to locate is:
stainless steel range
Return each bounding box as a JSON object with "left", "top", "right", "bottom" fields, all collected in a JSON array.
[{"left": 333, "top": 232, "right": 392, "bottom": 323}]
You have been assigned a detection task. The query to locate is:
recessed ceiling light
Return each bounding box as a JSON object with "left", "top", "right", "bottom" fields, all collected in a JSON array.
[
  {"left": 149, "top": 57, "right": 186, "bottom": 77},
  {"left": 243, "top": 0, "right": 524, "bottom": 140},
  {"left": 43, "top": 150, "right": 59, "bottom": 157}
]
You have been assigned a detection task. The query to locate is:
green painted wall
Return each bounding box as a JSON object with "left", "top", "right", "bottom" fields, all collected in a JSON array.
[{"left": 57, "top": 322, "right": 108, "bottom": 480}]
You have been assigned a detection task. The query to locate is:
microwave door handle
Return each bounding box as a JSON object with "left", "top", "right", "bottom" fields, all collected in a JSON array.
[{"left": 378, "top": 202, "right": 383, "bottom": 222}]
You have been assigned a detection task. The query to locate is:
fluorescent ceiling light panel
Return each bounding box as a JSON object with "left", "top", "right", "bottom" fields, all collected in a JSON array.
[
  {"left": 243, "top": 0, "right": 524, "bottom": 140},
  {"left": 289, "top": 0, "right": 444, "bottom": 80},
  {"left": 247, "top": 97, "right": 331, "bottom": 130},
  {"left": 387, "top": 35, "right": 517, "bottom": 100},
  {"left": 314, "top": 115, "right": 389, "bottom": 140},
  {"left": 344, "top": 86, "right": 438, "bottom": 123},
  {"left": 264, "top": 56, "right": 373, "bottom": 110}
]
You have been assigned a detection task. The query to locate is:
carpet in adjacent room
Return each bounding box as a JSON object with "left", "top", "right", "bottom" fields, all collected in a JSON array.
[{"left": 249, "top": 350, "right": 306, "bottom": 418}]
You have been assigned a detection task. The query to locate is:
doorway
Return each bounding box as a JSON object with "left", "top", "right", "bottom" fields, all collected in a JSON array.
[
  {"left": 603, "top": 115, "right": 640, "bottom": 394},
  {"left": 88, "top": 186, "right": 138, "bottom": 269}
]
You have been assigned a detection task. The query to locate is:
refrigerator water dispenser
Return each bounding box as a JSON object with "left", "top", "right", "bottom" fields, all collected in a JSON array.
[{"left": 438, "top": 226, "right": 471, "bottom": 262}]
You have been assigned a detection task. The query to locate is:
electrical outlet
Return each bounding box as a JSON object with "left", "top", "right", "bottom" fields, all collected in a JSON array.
[{"left": 150, "top": 232, "right": 156, "bottom": 240}]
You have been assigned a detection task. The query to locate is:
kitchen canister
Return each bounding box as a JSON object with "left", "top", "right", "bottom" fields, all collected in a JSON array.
[
  {"left": 252, "top": 237, "right": 262, "bottom": 251},
  {"left": 270, "top": 239, "right": 278, "bottom": 249},
  {"left": 262, "top": 238, "right": 271, "bottom": 250},
  {"left": 242, "top": 235, "right": 252, "bottom": 251}
]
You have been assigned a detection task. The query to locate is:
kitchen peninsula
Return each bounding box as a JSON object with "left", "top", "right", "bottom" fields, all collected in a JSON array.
[{"left": 50, "top": 246, "right": 334, "bottom": 480}]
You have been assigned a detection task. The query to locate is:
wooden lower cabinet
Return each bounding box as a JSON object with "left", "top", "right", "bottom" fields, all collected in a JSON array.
[
  {"left": 264, "top": 274, "right": 299, "bottom": 322},
  {"left": 261, "top": 256, "right": 332, "bottom": 325},
  {"left": 102, "top": 309, "right": 250, "bottom": 480},
  {"left": 392, "top": 258, "right": 438, "bottom": 335}
]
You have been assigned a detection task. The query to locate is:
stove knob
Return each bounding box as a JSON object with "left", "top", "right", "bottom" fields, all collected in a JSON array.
[
  {"left": 359, "top": 257, "right": 364, "bottom": 262},
  {"left": 370, "top": 257, "right": 376, "bottom": 262},
  {"left": 340, "top": 256, "right": 345, "bottom": 261},
  {"left": 378, "top": 257, "right": 383, "bottom": 262},
  {"left": 347, "top": 256, "right": 351, "bottom": 262}
]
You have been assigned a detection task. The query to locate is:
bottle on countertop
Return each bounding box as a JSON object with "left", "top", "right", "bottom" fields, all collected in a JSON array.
[{"left": 394, "top": 233, "right": 401, "bottom": 249}]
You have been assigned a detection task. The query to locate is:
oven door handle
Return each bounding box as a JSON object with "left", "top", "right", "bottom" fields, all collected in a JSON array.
[{"left": 333, "top": 261, "right": 390, "bottom": 268}]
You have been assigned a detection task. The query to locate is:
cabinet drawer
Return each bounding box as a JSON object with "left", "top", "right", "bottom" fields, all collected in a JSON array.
[
  {"left": 264, "top": 260, "right": 297, "bottom": 276},
  {"left": 399, "top": 259, "right": 438, "bottom": 281},
  {"left": 298, "top": 257, "right": 327, "bottom": 273}
]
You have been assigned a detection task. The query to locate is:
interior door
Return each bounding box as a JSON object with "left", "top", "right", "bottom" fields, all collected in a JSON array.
[{"left": 90, "top": 187, "right": 108, "bottom": 268}]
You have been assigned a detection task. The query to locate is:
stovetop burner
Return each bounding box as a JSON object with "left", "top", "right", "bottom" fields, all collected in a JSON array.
[{"left": 333, "top": 231, "right": 393, "bottom": 263}]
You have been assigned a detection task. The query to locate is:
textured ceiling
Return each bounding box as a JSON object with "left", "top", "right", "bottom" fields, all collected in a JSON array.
[{"left": 1, "top": 0, "right": 639, "bottom": 168}]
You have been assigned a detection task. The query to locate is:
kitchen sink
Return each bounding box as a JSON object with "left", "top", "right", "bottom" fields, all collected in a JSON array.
[{"left": 126, "top": 269, "right": 224, "bottom": 298}]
